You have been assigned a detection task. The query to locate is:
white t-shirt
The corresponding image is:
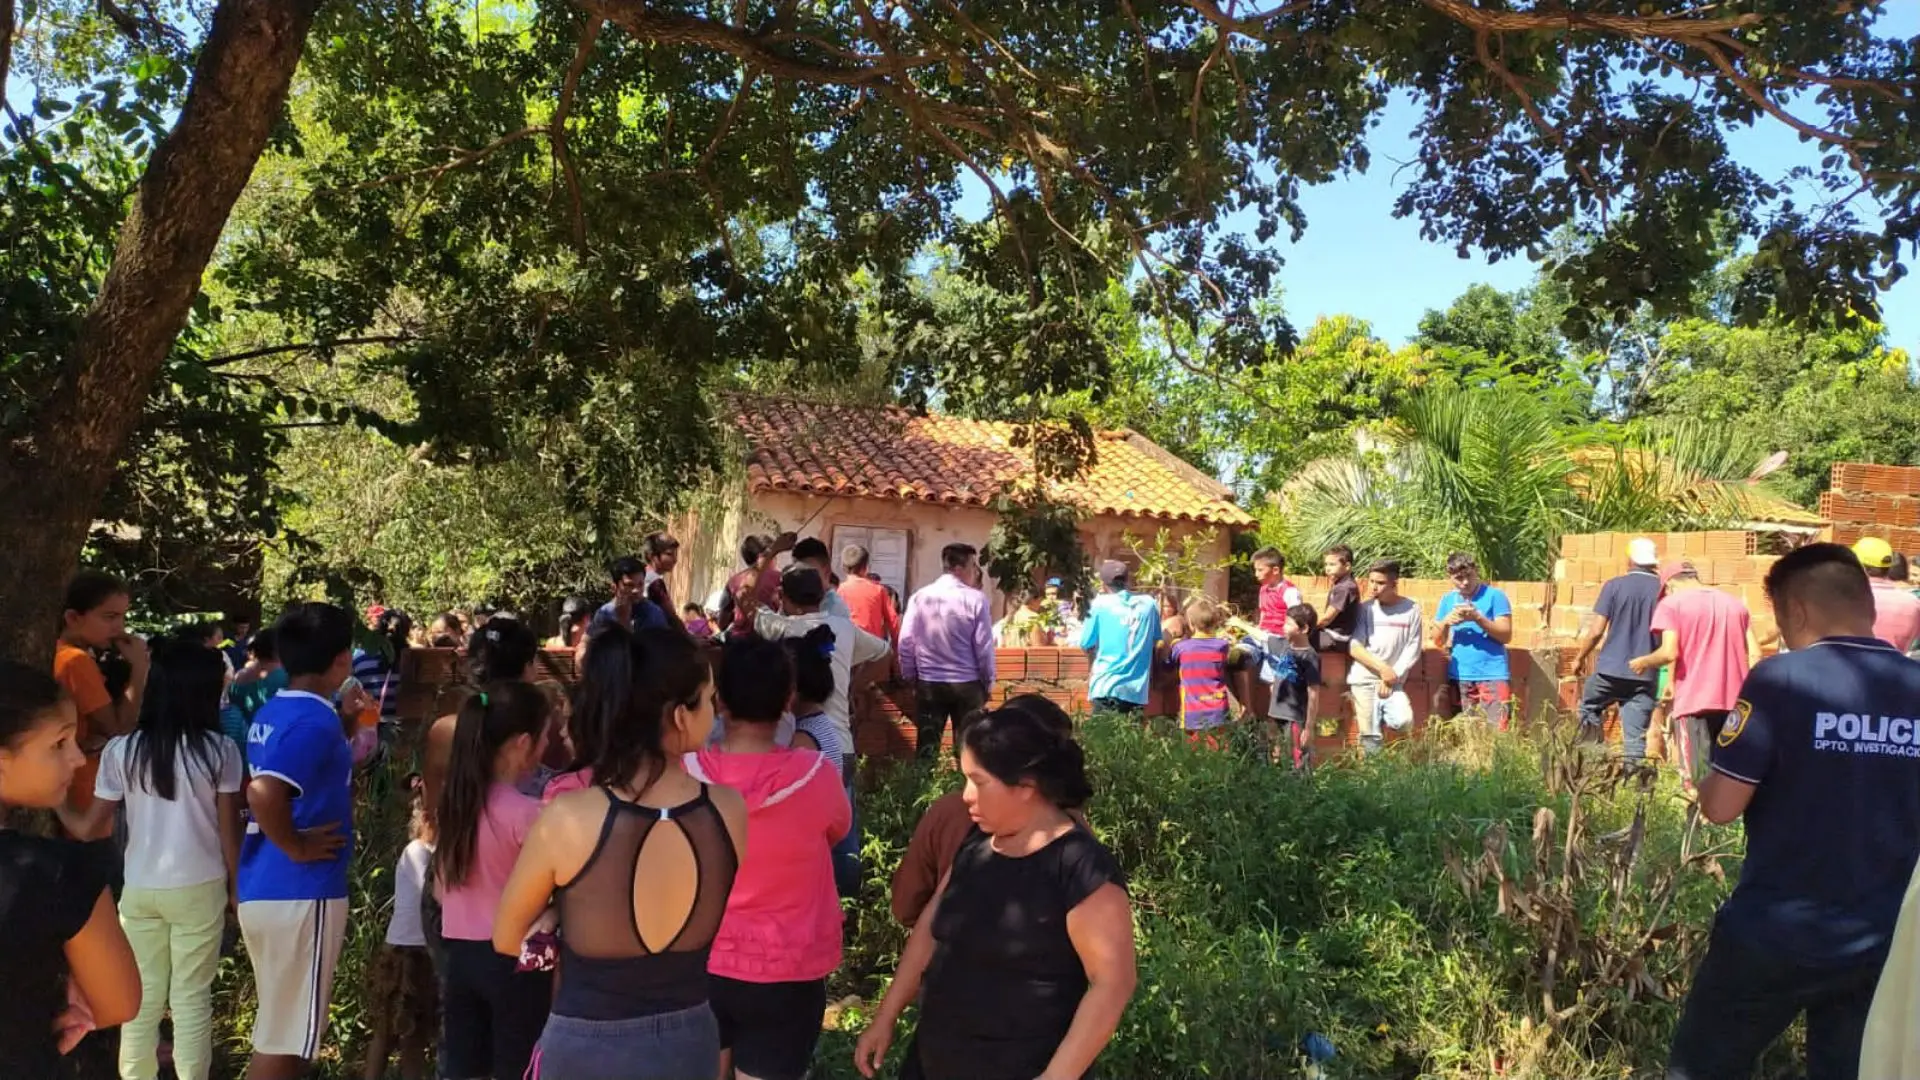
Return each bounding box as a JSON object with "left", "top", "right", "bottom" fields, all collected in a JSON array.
[
  {"left": 1350, "top": 597, "right": 1427, "bottom": 686},
  {"left": 96, "top": 732, "right": 244, "bottom": 889},
  {"left": 755, "top": 608, "right": 891, "bottom": 753},
  {"left": 386, "top": 838, "right": 434, "bottom": 947}
]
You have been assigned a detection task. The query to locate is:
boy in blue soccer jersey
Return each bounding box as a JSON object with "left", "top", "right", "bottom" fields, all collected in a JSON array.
[
  {"left": 1669, "top": 543, "right": 1920, "bottom": 1080},
  {"left": 238, "top": 602, "right": 357, "bottom": 1080}
]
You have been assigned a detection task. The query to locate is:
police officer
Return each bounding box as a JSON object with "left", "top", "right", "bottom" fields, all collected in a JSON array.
[{"left": 1669, "top": 543, "right": 1920, "bottom": 1080}]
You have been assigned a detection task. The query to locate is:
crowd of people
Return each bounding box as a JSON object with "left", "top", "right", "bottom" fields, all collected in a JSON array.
[{"left": 6, "top": 526, "right": 1920, "bottom": 1079}]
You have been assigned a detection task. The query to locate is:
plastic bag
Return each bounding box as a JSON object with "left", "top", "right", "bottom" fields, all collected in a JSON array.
[{"left": 1378, "top": 690, "right": 1414, "bottom": 731}]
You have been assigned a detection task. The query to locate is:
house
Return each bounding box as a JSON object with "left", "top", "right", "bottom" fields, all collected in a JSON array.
[{"left": 670, "top": 395, "right": 1256, "bottom": 616}]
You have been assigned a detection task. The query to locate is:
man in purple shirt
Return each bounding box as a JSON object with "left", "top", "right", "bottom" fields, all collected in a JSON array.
[{"left": 898, "top": 542, "right": 996, "bottom": 758}]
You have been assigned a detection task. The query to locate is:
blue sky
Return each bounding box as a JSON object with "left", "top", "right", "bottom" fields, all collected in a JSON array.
[{"left": 1263, "top": 91, "right": 1920, "bottom": 351}]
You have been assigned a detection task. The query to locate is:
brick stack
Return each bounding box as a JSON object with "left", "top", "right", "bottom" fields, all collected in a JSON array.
[{"left": 1822, "top": 462, "right": 1920, "bottom": 552}]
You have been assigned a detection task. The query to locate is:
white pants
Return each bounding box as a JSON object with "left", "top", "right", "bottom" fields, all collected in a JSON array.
[{"left": 238, "top": 897, "right": 348, "bottom": 1059}]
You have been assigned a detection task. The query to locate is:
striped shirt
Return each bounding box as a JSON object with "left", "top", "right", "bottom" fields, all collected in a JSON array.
[
  {"left": 1170, "top": 636, "right": 1232, "bottom": 730},
  {"left": 351, "top": 648, "right": 402, "bottom": 721}
]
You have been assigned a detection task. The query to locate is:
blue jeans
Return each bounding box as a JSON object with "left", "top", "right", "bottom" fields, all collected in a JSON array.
[
  {"left": 532, "top": 1004, "right": 720, "bottom": 1080},
  {"left": 1579, "top": 672, "right": 1657, "bottom": 761},
  {"left": 831, "top": 753, "right": 861, "bottom": 898}
]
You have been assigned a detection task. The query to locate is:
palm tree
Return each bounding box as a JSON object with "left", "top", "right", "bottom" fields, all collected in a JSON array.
[{"left": 1280, "top": 389, "right": 1789, "bottom": 580}]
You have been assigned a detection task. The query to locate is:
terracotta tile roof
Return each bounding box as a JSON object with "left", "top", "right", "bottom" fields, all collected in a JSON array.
[{"left": 731, "top": 396, "right": 1255, "bottom": 527}]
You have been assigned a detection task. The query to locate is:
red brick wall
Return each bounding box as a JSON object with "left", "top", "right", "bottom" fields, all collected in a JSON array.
[{"left": 1822, "top": 462, "right": 1920, "bottom": 552}]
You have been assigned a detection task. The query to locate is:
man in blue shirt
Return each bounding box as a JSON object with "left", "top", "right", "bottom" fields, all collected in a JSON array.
[
  {"left": 585, "top": 554, "right": 668, "bottom": 658},
  {"left": 1432, "top": 552, "right": 1515, "bottom": 730},
  {"left": 1077, "top": 561, "right": 1162, "bottom": 715},
  {"left": 238, "top": 602, "right": 356, "bottom": 1079},
  {"left": 1669, "top": 543, "right": 1920, "bottom": 1080},
  {"left": 1572, "top": 537, "right": 1663, "bottom": 762}
]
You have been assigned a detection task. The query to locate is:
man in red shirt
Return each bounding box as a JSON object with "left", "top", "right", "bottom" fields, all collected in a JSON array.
[
  {"left": 1630, "top": 560, "right": 1758, "bottom": 796},
  {"left": 1852, "top": 537, "right": 1920, "bottom": 652},
  {"left": 838, "top": 544, "right": 899, "bottom": 644}
]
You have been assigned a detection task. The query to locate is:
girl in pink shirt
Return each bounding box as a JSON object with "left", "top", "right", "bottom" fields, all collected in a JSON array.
[
  {"left": 433, "top": 681, "right": 553, "bottom": 1080},
  {"left": 688, "top": 636, "right": 850, "bottom": 1080}
]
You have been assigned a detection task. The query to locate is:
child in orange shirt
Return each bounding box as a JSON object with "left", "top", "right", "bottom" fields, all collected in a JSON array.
[{"left": 53, "top": 571, "right": 149, "bottom": 841}]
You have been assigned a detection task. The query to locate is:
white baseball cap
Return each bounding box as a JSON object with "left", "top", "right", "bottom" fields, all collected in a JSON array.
[{"left": 1628, "top": 537, "right": 1658, "bottom": 567}]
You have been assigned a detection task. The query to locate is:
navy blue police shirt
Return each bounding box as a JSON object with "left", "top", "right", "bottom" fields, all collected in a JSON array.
[{"left": 1710, "top": 636, "right": 1920, "bottom": 966}]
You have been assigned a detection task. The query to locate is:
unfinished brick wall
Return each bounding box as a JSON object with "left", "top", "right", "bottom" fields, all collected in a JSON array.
[
  {"left": 1551, "top": 531, "right": 1780, "bottom": 648},
  {"left": 1822, "top": 463, "right": 1920, "bottom": 552}
]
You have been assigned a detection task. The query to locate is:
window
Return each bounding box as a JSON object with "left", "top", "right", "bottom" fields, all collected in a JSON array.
[{"left": 833, "top": 525, "right": 911, "bottom": 596}]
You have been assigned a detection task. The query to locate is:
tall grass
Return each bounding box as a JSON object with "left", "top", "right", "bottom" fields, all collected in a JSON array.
[{"left": 212, "top": 716, "right": 1771, "bottom": 1079}]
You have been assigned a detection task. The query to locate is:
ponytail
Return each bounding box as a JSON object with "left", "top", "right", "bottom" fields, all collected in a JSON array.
[
  {"left": 782, "top": 626, "right": 836, "bottom": 709},
  {"left": 435, "top": 681, "right": 550, "bottom": 888},
  {"left": 469, "top": 616, "right": 539, "bottom": 683}
]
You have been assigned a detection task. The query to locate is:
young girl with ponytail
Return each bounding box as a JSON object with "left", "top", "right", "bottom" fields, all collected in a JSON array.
[{"left": 433, "top": 680, "right": 556, "bottom": 1080}]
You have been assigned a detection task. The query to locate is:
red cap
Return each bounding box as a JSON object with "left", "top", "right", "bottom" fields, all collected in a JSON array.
[
  {"left": 366, "top": 604, "right": 388, "bottom": 621},
  {"left": 1658, "top": 560, "right": 1695, "bottom": 587}
]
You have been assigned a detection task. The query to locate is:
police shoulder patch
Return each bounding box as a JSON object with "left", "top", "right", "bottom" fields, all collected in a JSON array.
[{"left": 1718, "top": 699, "right": 1753, "bottom": 747}]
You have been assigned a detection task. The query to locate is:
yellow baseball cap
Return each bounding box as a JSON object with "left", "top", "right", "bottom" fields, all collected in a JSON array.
[{"left": 1853, "top": 536, "right": 1895, "bottom": 569}]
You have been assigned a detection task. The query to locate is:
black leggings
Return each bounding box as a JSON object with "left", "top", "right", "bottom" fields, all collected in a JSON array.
[
  {"left": 709, "top": 975, "right": 826, "bottom": 1080},
  {"left": 439, "top": 937, "right": 553, "bottom": 1079}
]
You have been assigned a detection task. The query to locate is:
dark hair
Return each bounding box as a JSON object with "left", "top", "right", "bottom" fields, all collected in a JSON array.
[
  {"left": 682, "top": 602, "right": 706, "bottom": 617},
  {"left": 1764, "top": 542, "right": 1872, "bottom": 616},
  {"left": 741, "top": 534, "right": 774, "bottom": 566},
  {"left": 127, "top": 636, "right": 227, "bottom": 802},
  {"left": 1445, "top": 551, "right": 1479, "bottom": 576},
  {"left": 189, "top": 621, "right": 223, "bottom": 646},
  {"left": 962, "top": 705, "right": 1092, "bottom": 810},
  {"left": 1252, "top": 547, "right": 1284, "bottom": 570},
  {"left": 436, "top": 681, "right": 552, "bottom": 888},
  {"left": 431, "top": 611, "right": 465, "bottom": 648},
  {"left": 792, "top": 537, "right": 830, "bottom": 565},
  {"left": 609, "top": 555, "right": 645, "bottom": 583},
  {"left": 1286, "top": 603, "right": 1318, "bottom": 632},
  {"left": 559, "top": 596, "right": 591, "bottom": 647},
  {"left": 1366, "top": 558, "right": 1402, "bottom": 581},
  {"left": 0, "top": 661, "right": 67, "bottom": 749},
  {"left": 641, "top": 533, "right": 680, "bottom": 562},
  {"left": 274, "top": 603, "right": 356, "bottom": 677},
  {"left": 781, "top": 565, "right": 827, "bottom": 608},
  {"left": 247, "top": 628, "right": 278, "bottom": 663},
  {"left": 470, "top": 615, "right": 540, "bottom": 683},
  {"left": 1325, "top": 544, "right": 1354, "bottom": 565},
  {"left": 783, "top": 625, "right": 837, "bottom": 708},
  {"left": 1000, "top": 693, "right": 1074, "bottom": 740},
  {"left": 842, "top": 544, "right": 870, "bottom": 573},
  {"left": 717, "top": 636, "right": 793, "bottom": 723},
  {"left": 941, "top": 543, "right": 978, "bottom": 572},
  {"left": 375, "top": 609, "right": 412, "bottom": 661},
  {"left": 574, "top": 625, "right": 709, "bottom": 799},
  {"left": 64, "top": 570, "right": 129, "bottom": 617},
  {"left": 1891, "top": 552, "right": 1910, "bottom": 583}
]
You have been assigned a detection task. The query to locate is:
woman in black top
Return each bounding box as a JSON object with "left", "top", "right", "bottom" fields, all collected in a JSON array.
[
  {"left": 855, "top": 707, "right": 1137, "bottom": 1080},
  {"left": 0, "top": 661, "right": 141, "bottom": 1075}
]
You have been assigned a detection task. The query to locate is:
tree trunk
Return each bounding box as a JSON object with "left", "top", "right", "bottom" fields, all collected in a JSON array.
[{"left": 0, "top": 0, "right": 322, "bottom": 668}]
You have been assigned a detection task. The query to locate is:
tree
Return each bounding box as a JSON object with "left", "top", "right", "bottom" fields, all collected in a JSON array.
[
  {"left": 8, "top": 0, "right": 1920, "bottom": 664},
  {"left": 1279, "top": 389, "right": 1777, "bottom": 579},
  {"left": 1415, "top": 283, "right": 1566, "bottom": 377}
]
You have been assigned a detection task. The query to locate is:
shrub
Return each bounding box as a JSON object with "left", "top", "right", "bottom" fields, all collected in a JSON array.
[{"left": 214, "top": 715, "right": 1757, "bottom": 1079}]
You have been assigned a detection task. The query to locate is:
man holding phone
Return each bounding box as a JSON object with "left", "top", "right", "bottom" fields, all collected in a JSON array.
[{"left": 1432, "top": 552, "right": 1515, "bottom": 730}]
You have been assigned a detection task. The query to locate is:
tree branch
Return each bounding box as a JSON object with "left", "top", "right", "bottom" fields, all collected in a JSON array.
[
  {"left": 201, "top": 334, "right": 415, "bottom": 370},
  {"left": 1415, "top": 0, "right": 1764, "bottom": 37},
  {"left": 583, "top": 0, "right": 939, "bottom": 87},
  {"left": 354, "top": 125, "right": 544, "bottom": 190},
  {"left": 1, "top": 0, "right": 15, "bottom": 96},
  {"left": 552, "top": 17, "right": 603, "bottom": 249},
  {"left": 1472, "top": 27, "right": 1606, "bottom": 216}
]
